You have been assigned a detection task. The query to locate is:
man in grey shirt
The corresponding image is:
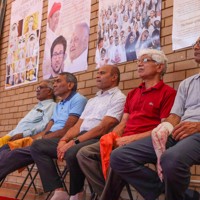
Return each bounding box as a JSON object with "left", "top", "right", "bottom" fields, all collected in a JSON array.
[{"left": 110, "top": 37, "right": 200, "bottom": 200}]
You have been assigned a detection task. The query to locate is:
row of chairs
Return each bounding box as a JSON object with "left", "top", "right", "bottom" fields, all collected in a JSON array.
[
  {"left": 0, "top": 160, "right": 134, "bottom": 200},
  {"left": 8, "top": 160, "right": 196, "bottom": 200}
]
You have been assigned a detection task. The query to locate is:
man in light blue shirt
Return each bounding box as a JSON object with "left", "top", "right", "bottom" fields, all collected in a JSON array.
[
  {"left": 0, "top": 79, "right": 56, "bottom": 148},
  {"left": 0, "top": 72, "right": 87, "bottom": 181}
]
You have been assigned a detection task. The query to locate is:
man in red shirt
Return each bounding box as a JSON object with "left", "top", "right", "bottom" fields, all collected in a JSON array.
[{"left": 77, "top": 48, "right": 176, "bottom": 200}]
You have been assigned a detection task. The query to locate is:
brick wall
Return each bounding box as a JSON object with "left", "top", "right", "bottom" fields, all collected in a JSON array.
[{"left": 0, "top": 0, "right": 200, "bottom": 198}]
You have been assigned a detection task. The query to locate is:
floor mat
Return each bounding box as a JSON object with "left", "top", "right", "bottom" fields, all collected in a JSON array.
[{"left": 0, "top": 196, "right": 18, "bottom": 200}]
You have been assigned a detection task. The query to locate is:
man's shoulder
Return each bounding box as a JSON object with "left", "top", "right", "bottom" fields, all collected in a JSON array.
[
  {"left": 71, "top": 92, "right": 87, "bottom": 103},
  {"left": 162, "top": 83, "right": 176, "bottom": 93},
  {"left": 126, "top": 87, "right": 139, "bottom": 97},
  {"left": 176, "top": 74, "right": 200, "bottom": 91},
  {"left": 110, "top": 87, "right": 126, "bottom": 95},
  {"left": 40, "top": 99, "right": 56, "bottom": 106},
  {"left": 182, "top": 74, "right": 199, "bottom": 84}
]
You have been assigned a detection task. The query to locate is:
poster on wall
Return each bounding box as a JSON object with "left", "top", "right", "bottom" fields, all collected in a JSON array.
[
  {"left": 96, "top": 0, "right": 162, "bottom": 68},
  {"left": 5, "top": 0, "right": 43, "bottom": 89},
  {"left": 172, "top": 0, "right": 200, "bottom": 50},
  {"left": 42, "top": 0, "right": 91, "bottom": 79}
]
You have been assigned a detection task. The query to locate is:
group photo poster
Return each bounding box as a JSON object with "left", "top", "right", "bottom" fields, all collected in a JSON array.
[
  {"left": 42, "top": 0, "right": 91, "bottom": 79},
  {"left": 96, "top": 0, "right": 162, "bottom": 68},
  {"left": 6, "top": 0, "right": 43, "bottom": 89}
]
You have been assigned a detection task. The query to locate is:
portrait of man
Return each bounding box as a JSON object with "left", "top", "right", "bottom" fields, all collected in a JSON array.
[
  {"left": 42, "top": 2, "right": 62, "bottom": 79},
  {"left": 64, "top": 22, "right": 89, "bottom": 73},
  {"left": 48, "top": 2, "right": 61, "bottom": 33},
  {"left": 49, "top": 35, "right": 67, "bottom": 78}
]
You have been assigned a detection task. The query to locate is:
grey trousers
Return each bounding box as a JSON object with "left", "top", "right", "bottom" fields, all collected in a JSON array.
[
  {"left": 111, "top": 134, "right": 200, "bottom": 200},
  {"left": 30, "top": 137, "right": 99, "bottom": 195},
  {"left": 77, "top": 142, "right": 126, "bottom": 199},
  {"left": 77, "top": 142, "right": 105, "bottom": 196},
  {"left": 0, "top": 146, "right": 34, "bottom": 181}
]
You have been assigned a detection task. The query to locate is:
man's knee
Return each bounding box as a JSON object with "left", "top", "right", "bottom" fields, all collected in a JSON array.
[
  {"left": 77, "top": 142, "right": 100, "bottom": 161},
  {"left": 76, "top": 147, "right": 86, "bottom": 164},
  {"left": 161, "top": 149, "right": 184, "bottom": 177},
  {"left": 64, "top": 146, "right": 78, "bottom": 164},
  {"left": 110, "top": 148, "right": 124, "bottom": 171},
  {"left": 30, "top": 139, "right": 43, "bottom": 154}
]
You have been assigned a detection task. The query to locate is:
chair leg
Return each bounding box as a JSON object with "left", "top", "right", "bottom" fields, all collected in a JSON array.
[
  {"left": 0, "top": 177, "right": 6, "bottom": 187},
  {"left": 87, "top": 180, "right": 99, "bottom": 200},
  {"left": 46, "top": 161, "right": 70, "bottom": 200},
  {"left": 21, "top": 170, "right": 39, "bottom": 200},
  {"left": 15, "top": 163, "right": 39, "bottom": 199},
  {"left": 46, "top": 191, "right": 53, "bottom": 200},
  {"left": 54, "top": 161, "right": 69, "bottom": 193},
  {"left": 125, "top": 183, "right": 134, "bottom": 200}
]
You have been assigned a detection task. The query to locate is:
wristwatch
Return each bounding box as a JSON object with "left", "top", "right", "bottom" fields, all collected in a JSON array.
[{"left": 73, "top": 137, "right": 80, "bottom": 144}]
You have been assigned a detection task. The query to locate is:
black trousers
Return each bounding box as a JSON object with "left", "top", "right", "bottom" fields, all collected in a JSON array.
[{"left": 30, "top": 136, "right": 99, "bottom": 195}]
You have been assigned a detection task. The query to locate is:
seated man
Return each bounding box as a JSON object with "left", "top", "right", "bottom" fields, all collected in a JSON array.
[
  {"left": 30, "top": 65, "right": 126, "bottom": 200},
  {"left": 77, "top": 48, "right": 177, "bottom": 199},
  {"left": 110, "top": 38, "right": 200, "bottom": 200},
  {"left": 0, "top": 72, "right": 87, "bottom": 181},
  {"left": 0, "top": 79, "right": 56, "bottom": 148}
]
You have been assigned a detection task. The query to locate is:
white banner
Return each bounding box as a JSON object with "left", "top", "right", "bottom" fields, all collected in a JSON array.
[{"left": 172, "top": 0, "right": 200, "bottom": 50}]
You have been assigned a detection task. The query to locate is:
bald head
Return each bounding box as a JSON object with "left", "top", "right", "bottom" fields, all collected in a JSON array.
[
  {"left": 96, "top": 65, "right": 120, "bottom": 91},
  {"left": 69, "top": 22, "right": 89, "bottom": 61}
]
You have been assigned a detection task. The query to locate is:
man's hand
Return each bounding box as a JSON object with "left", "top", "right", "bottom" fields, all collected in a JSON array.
[
  {"left": 31, "top": 131, "right": 46, "bottom": 140},
  {"left": 172, "top": 121, "right": 200, "bottom": 141},
  {"left": 115, "top": 135, "right": 136, "bottom": 147},
  {"left": 57, "top": 140, "right": 74, "bottom": 161},
  {"left": 57, "top": 140, "right": 67, "bottom": 150},
  {"left": 9, "top": 133, "right": 23, "bottom": 141}
]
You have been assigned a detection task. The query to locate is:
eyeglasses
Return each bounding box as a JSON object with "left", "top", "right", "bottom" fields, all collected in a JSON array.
[
  {"left": 52, "top": 52, "right": 64, "bottom": 58},
  {"left": 36, "top": 86, "right": 52, "bottom": 91},
  {"left": 136, "top": 58, "right": 157, "bottom": 64},
  {"left": 193, "top": 38, "right": 200, "bottom": 48}
]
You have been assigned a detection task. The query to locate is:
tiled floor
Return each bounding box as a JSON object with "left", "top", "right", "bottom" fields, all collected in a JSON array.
[
  {"left": 0, "top": 187, "right": 48, "bottom": 200},
  {"left": 0, "top": 187, "right": 93, "bottom": 200}
]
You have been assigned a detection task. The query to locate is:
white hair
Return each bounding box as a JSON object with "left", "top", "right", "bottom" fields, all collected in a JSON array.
[{"left": 138, "top": 48, "right": 168, "bottom": 76}]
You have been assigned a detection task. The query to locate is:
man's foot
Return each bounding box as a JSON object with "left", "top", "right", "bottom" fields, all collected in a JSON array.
[
  {"left": 50, "top": 190, "right": 69, "bottom": 200},
  {"left": 69, "top": 190, "right": 86, "bottom": 200},
  {"left": 185, "top": 189, "right": 200, "bottom": 200}
]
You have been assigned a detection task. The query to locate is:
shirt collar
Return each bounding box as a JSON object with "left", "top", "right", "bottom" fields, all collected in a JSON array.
[
  {"left": 39, "top": 99, "right": 54, "bottom": 106},
  {"left": 194, "top": 73, "right": 200, "bottom": 79},
  {"left": 96, "top": 86, "right": 119, "bottom": 96},
  {"left": 139, "top": 80, "right": 164, "bottom": 92},
  {"left": 60, "top": 91, "right": 77, "bottom": 105}
]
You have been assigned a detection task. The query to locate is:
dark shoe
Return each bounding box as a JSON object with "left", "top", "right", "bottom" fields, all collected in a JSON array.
[{"left": 185, "top": 189, "right": 200, "bottom": 200}]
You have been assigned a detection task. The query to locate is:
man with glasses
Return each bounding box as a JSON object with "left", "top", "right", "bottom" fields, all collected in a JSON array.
[
  {"left": 77, "top": 48, "right": 176, "bottom": 200},
  {"left": 0, "top": 79, "right": 56, "bottom": 148},
  {"left": 110, "top": 38, "right": 200, "bottom": 200},
  {"left": 49, "top": 35, "right": 67, "bottom": 78},
  {"left": 0, "top": 72, "right": 87, "bottom": 183}
]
